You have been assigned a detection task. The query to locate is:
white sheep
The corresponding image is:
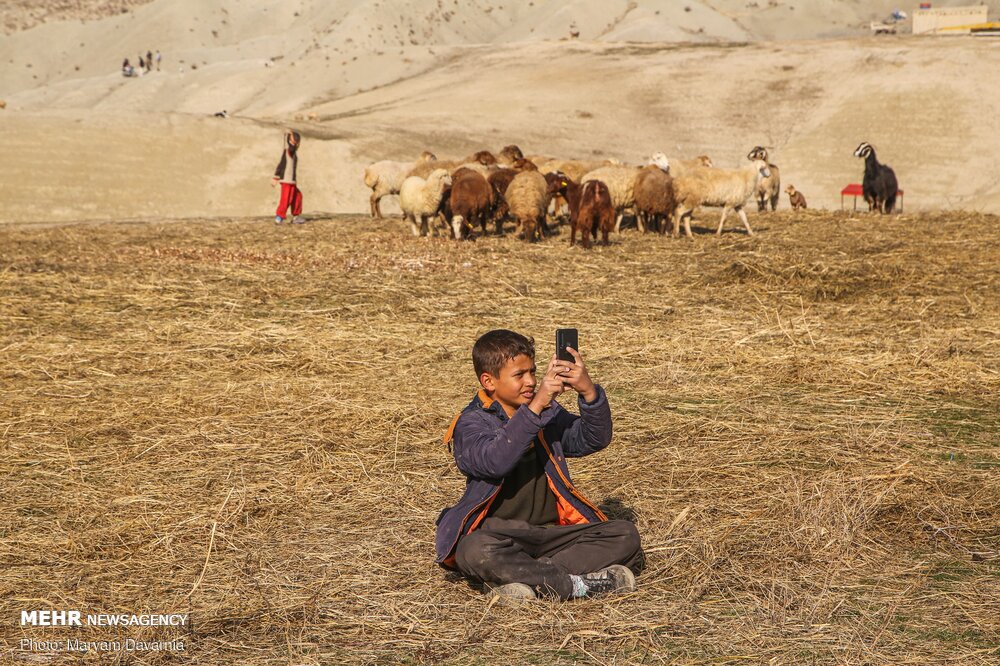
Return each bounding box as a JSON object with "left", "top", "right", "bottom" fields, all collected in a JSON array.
[
  {"left": 651, "top": 152, "right": 714, "bottom": 178},
  {"left": 505, "top": 170, "right": 551, "bottom": 241},
  {"left": 747, "top": 146, "right": 780, "bottom": 212},
  {"left": 363, "top": 151, "right": 437, "bottom": 219},
  {"left": 672, "top": 159, "right": 770, "bottom": 238},
  {"left": 399, "top": 169, "right": 453, "bottom": 237},
  {"left": 539, "top": 159, "right": 615, "bottom": 184},
  {"left": 581, "top": 165, "right": 642, "bottom": 232},
  {"left": 405, "top": 150, "right": 498, "bottom": 180}
]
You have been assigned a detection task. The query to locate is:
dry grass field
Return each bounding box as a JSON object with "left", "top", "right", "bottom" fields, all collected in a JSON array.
[{"left": 2, "top": 211, "right": 999, "bottom": 664}]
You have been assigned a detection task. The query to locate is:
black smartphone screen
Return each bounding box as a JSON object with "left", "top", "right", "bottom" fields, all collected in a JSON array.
[{"left": 556, "top": 328, "right": 578, "bottom": 362}]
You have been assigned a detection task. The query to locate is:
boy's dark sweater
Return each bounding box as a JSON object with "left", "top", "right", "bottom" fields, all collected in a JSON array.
[{"left": 485, "top": 442, "right": 559, "bottom": 525}]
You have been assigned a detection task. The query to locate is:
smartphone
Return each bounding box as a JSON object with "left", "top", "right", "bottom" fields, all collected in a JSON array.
[{"left": 556, "top": 328, "right": 578, "bottom": 362}]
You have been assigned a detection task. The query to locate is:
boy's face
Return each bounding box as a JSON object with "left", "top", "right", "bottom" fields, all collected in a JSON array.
[{"left": 480, "top": 353, "right": 536, "bottom": 412}]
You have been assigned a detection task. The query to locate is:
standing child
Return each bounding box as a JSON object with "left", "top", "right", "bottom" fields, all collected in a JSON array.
[
  {"left": 272, "top": 130, "right": 305, "bottom": 224},
  {"left": 435, "top": 330, "right": 643, "bottom": 601}
]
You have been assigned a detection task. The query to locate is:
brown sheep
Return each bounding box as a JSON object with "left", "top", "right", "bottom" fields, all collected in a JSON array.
[
  {"left": 573, "top": 180, "right": 614, "bottom": 249},
  {"left": 487, "top": 161, "right": 543, "bottom": 233},
  {"left": 562, "top": 176, "right": 583, "bottom": 225},
  {"left": 633, "top": 165, "right": 676, "bottom": 234},
  {"left": 487, "top": 168, "right": 518, "bottom": 227},
  {"left": 785, "top": 185, "right": 807, "bottom": 210},
  {"left": 467, "top": 150, "right": 498, "bottom": 166},
  {"left": 445, "top": 167, "right": 495, "bottom": 239},
  {"left": 542, "top": 172, "right": 571, "bottom": 236},
  {"left": 498, "top": 145, "right": 524, "bottom": 167}
]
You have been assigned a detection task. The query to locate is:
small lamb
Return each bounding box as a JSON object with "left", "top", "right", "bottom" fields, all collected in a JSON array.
[{"left": 785, "top": 185, "right": 807, "bottom": 210}]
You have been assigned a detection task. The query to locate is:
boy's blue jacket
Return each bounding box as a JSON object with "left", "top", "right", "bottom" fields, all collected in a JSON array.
[{"left": 435, "top": 385, "right": 612, "bottom": 568}]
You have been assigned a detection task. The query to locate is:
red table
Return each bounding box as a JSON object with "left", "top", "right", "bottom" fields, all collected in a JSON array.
[{"left": 841, "top": 183, "right": 904, "bottom": 212}]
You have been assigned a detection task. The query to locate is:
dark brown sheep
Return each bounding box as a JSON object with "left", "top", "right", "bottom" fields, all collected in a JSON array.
[
  {"left": 487, "top": 168, "right": 518, "bottom": 233},
  {"left": 573, "top": 180, "right": 614, "bottom": 249},
  {"left": 443, "top": 167, "right": 494, "bottom": 239},
  {"left": 634, "top": 165, "right": 676, "bottom": 234}
]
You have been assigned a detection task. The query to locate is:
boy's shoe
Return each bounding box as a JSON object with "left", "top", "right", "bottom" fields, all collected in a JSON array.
[
  {"left": 580, "top": 565, "right": 636, "bottom": 596},
  {"left": 291, "top": 216, "right": 306, "bottom": 224},
  {"left": 275, "top": 216, "right": 285, "bottom": 224},
  {"left": 484, "top": 582, "right": 537, "bottom": 601}
]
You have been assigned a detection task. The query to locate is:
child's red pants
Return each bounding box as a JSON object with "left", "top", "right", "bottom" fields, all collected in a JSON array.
[{"left": 276, "top": 183, "right": 303, "bottom": 217}]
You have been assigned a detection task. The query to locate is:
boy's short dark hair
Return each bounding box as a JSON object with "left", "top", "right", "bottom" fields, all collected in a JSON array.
[{"left": 473, "top": 330, "right": 535, "bottom": 377}]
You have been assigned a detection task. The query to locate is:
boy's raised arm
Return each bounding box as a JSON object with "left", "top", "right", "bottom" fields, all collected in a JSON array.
[
  {"left": 550, "top": 386, "right": 613, "bottom": 458},
  {"left": 550, "top": 348, "right": 612, "bottom": 457},
  {"left": 453, "top": 407, "right": 557, "bottom": 479}
]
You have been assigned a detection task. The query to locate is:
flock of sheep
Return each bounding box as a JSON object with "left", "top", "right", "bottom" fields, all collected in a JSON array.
[{"left": 362, "top": 141, "right": 896, "bottom": 246}]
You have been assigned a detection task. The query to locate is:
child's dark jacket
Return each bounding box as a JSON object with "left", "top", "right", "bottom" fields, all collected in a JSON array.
[{"left": 435, "top": 386, "right": 613, "bottom": 568}]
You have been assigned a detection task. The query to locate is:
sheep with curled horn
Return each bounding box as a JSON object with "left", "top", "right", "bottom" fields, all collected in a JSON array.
[{"left": 747, "top": 146, "right": 780, "bottom": 212}]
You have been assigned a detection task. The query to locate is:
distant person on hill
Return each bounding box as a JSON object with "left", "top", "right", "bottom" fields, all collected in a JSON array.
[
  {"left": 435, "top": 330, "right": 643, "bottom": 601},
  {"left": 155, "top": 50, "right": 162, "bottom": 71},
  {"left": 146, "top": 51, "right": 153, "bottom": 71},
  {"left": 121, "top": 58, "right": 133, "bottom": 77},
  {"left": 272, "top": 130, "right": 305, "bottom": 224},
  {"left": 138, "top": 55, "right": 145, "bottom": 74}
]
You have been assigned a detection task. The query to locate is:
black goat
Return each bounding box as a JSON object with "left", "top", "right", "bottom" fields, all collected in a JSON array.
[{"left": 854, "top": 142, "right": 898, "bottom": 214}]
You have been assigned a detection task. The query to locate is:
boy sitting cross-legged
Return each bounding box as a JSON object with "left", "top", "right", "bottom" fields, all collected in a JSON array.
[{"left": 435, "top": 329, "right": 643, "bottom": 600}]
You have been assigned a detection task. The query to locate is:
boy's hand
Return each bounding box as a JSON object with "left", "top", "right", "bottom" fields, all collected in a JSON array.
[
  {"left": 528, "top": 356, "right": 567, "bottom": 415},
  {"left": 553, "top": 347, "right": 597, "bottom": 403},
  {"left": 271, "top": 176, "right": 279, "bottom": 188}
]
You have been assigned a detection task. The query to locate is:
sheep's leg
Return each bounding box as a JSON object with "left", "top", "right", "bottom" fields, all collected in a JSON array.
[
  {"left": 539, "top": 215, "right": 553, "bottom": 238},
  {"left": 716, "top": 207, "right": 730, "bottom": 235},
  {"left": 636, "top": 211, "right": 646, "bottom": 233},
  {"left": 737, "top": 206, "right": 754, "bottom": 235},
  {"left": 407, "top": 213, "right": 419, "bottom": 237},
  {"left": 451, "top": 215, "right": 464, "bottom": 240},
  {"left": 683, "top": 210, "right": 694, "bottom": 239},
  {"left": 614, "top": 211, "right": 624, "bottom": 233},
  {"left": 370, "top": 192, "right": 379, "bottom": 218},
  {"left": 419, "top": 215, "right": 430, "bottom": 238}
]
